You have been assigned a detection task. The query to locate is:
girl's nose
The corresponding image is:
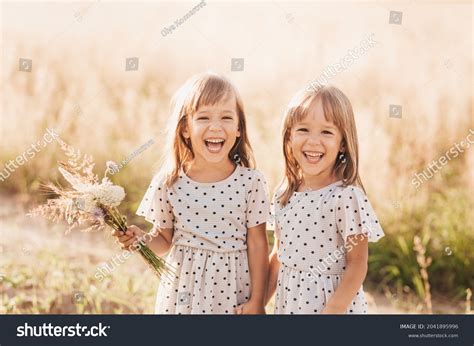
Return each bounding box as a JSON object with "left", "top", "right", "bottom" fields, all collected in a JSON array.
[
  {"left": 208, "top": 121, "right": 223, "bottom": 131},
  {"left": 307, "top": 134, "right": 321, "bottom": 145}
]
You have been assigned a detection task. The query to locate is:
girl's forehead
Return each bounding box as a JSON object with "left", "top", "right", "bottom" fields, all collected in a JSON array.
[
  {"left": 295, "top": 109, "right": 335, "bottom": 126},
  {"left": 196, "top": 93, "right": 237, "bottom": 112}
]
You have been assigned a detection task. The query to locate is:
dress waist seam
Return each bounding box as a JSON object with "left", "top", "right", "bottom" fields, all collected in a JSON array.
[
  {"left": 281, "top": 262, "right": 345, "bottom": 275},
  {"left": 172, "top": 243, "right": 248, "bottom": 254}
]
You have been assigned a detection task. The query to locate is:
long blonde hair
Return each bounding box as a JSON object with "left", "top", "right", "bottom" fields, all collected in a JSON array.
[
  {"left": 158, "top": 72, "right": 255, "bottom": 188},
  {"left": 277, "top": 85, "right": 364, "bottom": 206}
]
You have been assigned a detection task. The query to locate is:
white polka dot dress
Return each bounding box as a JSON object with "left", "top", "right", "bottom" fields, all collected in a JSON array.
[
  {"left": 136, "top": 165, "right": 270, "bottom": 314},
  {"left": 271, "top": 181, "right": 384, "bottom": 314}
]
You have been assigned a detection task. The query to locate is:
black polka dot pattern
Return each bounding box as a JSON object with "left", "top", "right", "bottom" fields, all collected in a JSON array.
[
  {"left": 274, "top": 266, "right": 369, "bottom": 314},
  {"left": 136, "top": 165, "right": 271, "bottom": 314},
  {"left": 271, "top": 181, "right": 384, "bottom": 314}
]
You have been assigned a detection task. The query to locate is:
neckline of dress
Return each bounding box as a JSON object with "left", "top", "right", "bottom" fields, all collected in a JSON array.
[{"left": 293, "top": 180, "right": 343, "bottom": 195}]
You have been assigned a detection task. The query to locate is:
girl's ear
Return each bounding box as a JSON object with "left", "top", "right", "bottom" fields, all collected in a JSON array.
[
  {"left": 339, "top": 141, "right": 346, "bottom": 153},
  {"left": 182, "top": 121, "right": 190, "bottom": 139},
  {"left": 237, "top": 127, "right": 241, "bottom": 137}
]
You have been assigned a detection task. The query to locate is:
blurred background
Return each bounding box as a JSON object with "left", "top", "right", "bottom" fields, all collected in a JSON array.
[{"left": 0, "top": 1, "right": 472, "bottom": 314}]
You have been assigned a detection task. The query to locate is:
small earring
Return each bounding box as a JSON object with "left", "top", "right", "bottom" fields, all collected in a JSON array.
[
  {"left": 338, "top": 152, "right": 346, "bottom": 163},
  {"left": 233, "top": 153, "right": 241, "bottom": 164}
]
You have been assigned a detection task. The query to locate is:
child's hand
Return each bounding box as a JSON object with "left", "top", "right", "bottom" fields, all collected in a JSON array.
[
  {"left": 234, "top": 300, "right": 266, "bottom": 315},
  {"left": 110, "top": 225, "right": 144, "bottom": 250}
]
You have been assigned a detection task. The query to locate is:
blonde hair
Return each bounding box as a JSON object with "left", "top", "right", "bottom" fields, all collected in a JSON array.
[
  {"left": 158, "top": 72, "right": 255, "bottom": 187},
  {"left": 277, "top": 85, "right": 364, "bottom": 206}
]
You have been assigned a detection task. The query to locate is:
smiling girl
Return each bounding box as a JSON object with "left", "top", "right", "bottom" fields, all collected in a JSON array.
[
  {"left": 266, "top": 85, "right": 384, "bottom": 314},
  {"left": 112, "top": 72, "right": 270, "bottom": 314}
]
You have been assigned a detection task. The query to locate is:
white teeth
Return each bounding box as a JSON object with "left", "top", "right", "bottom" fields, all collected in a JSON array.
[
  {"left": 304, "top": 152, "right": 323, "bottom": 158},
  {"left": 205, "top": 138, "right": 225, "bottom": 153}
]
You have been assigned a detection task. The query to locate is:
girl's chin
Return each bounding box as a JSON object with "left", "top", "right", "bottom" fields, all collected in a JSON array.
[
  {"left": 297, "top": 158, "right": 322, "bottom": 169},
  {"left": 298, "top": 162, "right": 328, "bottom": 177},
  {"left": 197, "top": 150, "right": 231, "bottom": 163}
]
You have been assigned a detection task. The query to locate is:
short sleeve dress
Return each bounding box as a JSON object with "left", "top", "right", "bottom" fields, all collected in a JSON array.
[
  {"left": 272, "top": 181, "right": 384, "bottom": 314},
  {"left": 136, "top": 165, "right": 270, "bottom": 314}
]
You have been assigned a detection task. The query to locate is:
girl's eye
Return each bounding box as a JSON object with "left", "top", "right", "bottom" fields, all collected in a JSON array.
[
  {"left": 222, "top": 116, "right": 233, "bottom": 120},
  {"left": 196, "top": 116, "right": 209, "bottom": 121},
  {"left": 322, "top": 130, "right": 333, "bottom": 135},
  {"left": 297, "top": 128, "right": 309, "bottom": 132}
]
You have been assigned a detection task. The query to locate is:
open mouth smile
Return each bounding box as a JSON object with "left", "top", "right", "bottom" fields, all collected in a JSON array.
[
  {"left": 303, "top": 151, "right": 324, "bottom": 164},
  {"left": 204, "top": 138, "right": 225, "bottom": 153}
]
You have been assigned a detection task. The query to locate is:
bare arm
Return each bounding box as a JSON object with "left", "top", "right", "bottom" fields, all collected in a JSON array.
[
  {"left": 322, "top": 235, "right": 368, "bottom": 314},
  {"left": 266, "top": 234, "right": 280, "bottom": 306},
  {"left": 144, "top": 227, "right": 174, "bottom": 256},
  {"left": 235, "top": 223, "right": 269, "bottom": 314}
]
